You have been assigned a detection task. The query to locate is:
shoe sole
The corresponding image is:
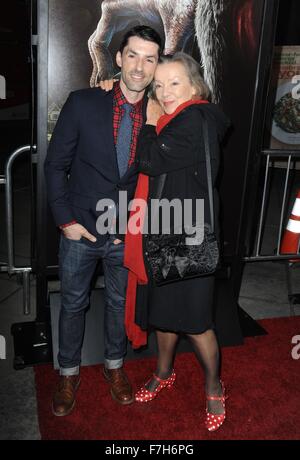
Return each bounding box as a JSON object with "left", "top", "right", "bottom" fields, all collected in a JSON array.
[
  {"left": 110, "top": 388, "right": 134, "bottom": 405},
  {"left": 52, "top": 378, "right": 81, "bottom": 417}
]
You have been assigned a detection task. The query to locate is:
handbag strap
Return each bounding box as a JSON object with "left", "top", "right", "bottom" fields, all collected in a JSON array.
[
  {"left": 201, "top": 116, "right": 215, "bottom": 233},
  {"left": 154, "top": 173, "right": 167, "bottom": 199},
  {"left": 153, "top": 113, "right": 215, "bottom": 232}
]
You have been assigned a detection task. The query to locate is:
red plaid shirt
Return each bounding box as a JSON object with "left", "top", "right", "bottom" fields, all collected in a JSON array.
[{"left": 113, "top": 81, "right": 144, "bottom": 168}]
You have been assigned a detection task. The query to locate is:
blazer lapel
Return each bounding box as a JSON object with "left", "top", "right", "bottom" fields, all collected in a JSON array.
[{"left": 104, "top": 92, "right": 120, "bottom": 180}]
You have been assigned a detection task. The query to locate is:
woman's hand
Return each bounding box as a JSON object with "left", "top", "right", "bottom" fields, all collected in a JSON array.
[
  {"left": 113, "top": 238, "right": 123, "bottom": 245},
  {"left": 97, "top": 79, "right": 117, "bottom": 91},
  {"left": 146, "top": 99, "right": 164, "bottom": 126}
]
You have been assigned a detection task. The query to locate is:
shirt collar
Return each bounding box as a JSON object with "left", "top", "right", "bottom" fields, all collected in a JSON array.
[{"left": 113, "top": 80, "right": 144, "bottom": 113}]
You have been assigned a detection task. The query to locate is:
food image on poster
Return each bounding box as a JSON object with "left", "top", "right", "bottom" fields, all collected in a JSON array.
[
  {"left": 270, "top": 46, "right": 300, "bottom": 149},
  {"left": 272, "top": 80, "right": 300, "bottom": 144},
  {"left": 274, "top": 92, "right": 300, "bottom": 134}
]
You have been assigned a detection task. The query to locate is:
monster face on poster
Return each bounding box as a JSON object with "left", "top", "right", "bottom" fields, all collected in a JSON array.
[
  {"left": 47, "top": 0, "right": 262, "bottom": 128},
  {"left": 46, "top": 0, "right": 265, "bottom": 262}
]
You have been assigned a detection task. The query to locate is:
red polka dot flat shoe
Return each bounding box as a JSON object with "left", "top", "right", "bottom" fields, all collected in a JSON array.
[
  {"left": 205, "top": 381, "right": 228, "bottom": 432},
  {"left": 135, "top": 370, "right": 176, "bottom": 403}
]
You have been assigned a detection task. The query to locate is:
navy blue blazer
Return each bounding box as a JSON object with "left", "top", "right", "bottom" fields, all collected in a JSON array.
[{"left": 44, "top": 87, "right": 147, "bottom": 246}]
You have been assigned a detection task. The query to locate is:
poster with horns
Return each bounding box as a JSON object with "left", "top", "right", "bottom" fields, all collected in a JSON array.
[
  {"left": 48, "top": 0, "right": 262, "bottom": 132},
  {"left": 46, "top": 0, "right": 265, "bottom": 263}
]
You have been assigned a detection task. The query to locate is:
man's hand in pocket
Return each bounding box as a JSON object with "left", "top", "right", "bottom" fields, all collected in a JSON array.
[{"left": 63, "top": 223, "right": 97, "bottom": 242}]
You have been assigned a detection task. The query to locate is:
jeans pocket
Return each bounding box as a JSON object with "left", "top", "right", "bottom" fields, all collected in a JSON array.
[{"left": 63, "top": 234, "right": 83, "bottom": 243}]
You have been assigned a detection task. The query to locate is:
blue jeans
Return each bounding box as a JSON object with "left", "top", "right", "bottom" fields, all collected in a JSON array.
[{"left": 58, "top": 234, "right": 128, "bottom": 376}]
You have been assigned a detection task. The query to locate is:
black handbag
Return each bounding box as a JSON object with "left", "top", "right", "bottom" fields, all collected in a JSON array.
[{"left": 144, "top": 115, "right": 220, "bottom": 286}]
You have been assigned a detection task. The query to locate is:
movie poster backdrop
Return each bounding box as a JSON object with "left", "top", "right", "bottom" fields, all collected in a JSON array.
[{"left": 45, "top": 0, "right": 265, "bottom": 266}]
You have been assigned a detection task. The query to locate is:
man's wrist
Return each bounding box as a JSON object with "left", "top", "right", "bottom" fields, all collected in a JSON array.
[{"left": 59, "top": 220, "right": 77, "bottom": 230}]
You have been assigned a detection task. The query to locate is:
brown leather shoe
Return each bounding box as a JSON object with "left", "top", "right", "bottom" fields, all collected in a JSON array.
[
  {"left": 52, "top": 375, "right": 81, "bottom": 417},
  {"left": 103, "top": 367, "right": 134, "bottom": 405}
]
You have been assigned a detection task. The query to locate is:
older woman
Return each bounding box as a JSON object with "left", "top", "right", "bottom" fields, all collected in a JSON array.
[{"left": 124, "top": 52, "right": 230, "bottom": 432}]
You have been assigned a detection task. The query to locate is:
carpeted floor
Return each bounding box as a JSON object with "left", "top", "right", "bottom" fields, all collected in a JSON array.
[{"left": 34, "top": 317, "right": 300, "bottom": 440}]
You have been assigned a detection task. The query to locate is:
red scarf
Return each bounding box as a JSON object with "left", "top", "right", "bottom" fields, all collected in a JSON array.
[{"left": 124, "top": 98, "right": 208, "bottom": 348}]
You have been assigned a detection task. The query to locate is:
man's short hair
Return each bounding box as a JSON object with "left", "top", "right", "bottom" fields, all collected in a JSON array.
[{"left": 119, "top": 25, "right": 163, "bottom": 56}]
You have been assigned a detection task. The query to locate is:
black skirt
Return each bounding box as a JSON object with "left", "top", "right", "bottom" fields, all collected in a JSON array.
[{"left": 135, "top": 275, "right": 215, "bottom": 334}]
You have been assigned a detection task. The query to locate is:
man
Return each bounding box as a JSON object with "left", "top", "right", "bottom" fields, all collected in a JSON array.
[{"left": 44, "top": 25, "right": 162, "bottom": 416}]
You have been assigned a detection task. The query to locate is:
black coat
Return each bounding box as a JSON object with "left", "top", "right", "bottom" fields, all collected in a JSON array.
[
  {"left": 136, "top": 103, "right": 230, "bottom": 237},
  {"left": 134, "top": 103, "right": 230, "bottom": 333},
  {"left": 44, "top": 87, "right": 147, "bottom": 246}
]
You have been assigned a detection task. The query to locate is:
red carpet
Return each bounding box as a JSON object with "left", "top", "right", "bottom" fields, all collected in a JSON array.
[{"left": 34, "top": 317, "right": 300, "bottom": 440}]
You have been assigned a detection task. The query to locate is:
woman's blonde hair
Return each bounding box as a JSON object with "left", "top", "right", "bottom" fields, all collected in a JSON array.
[{"left": 150, "top": 51, "right": 211, "bottom": 101}]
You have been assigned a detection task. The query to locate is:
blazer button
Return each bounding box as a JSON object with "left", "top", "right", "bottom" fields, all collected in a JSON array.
[{"left": 145, "top": 251, "right": 148, "bottom": 255}]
